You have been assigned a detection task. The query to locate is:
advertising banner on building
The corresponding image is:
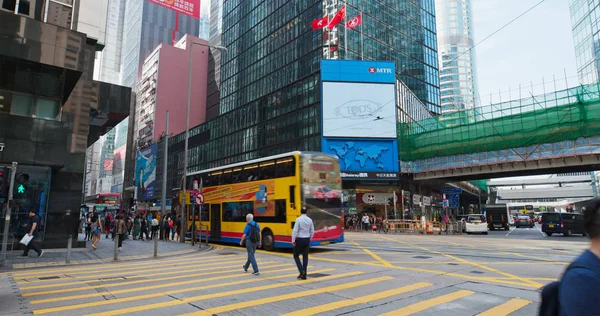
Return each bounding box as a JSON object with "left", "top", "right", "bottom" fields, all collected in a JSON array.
[
  {"left": 147, "top": 0, "right": 200, "bottom": 19},
  {"left": 320, "top": 60, "right": 399, "bottom": 180},
  {"left": 135, "top": 144, "right": 157, "bottom": 200}
]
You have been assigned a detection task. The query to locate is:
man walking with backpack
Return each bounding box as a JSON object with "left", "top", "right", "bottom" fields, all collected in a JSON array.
[
  {"left": 540, "top": 198, "right": 600, "bottom": 316},
  {"left": 240, "top": 213, "right": 261, "bottom": 275}
]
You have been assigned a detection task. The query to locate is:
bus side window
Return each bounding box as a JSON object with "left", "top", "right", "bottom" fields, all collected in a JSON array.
[
  {"left": 275, "top": 158, "right": 295, "bottom": 177},
  {"left": 222, "top": 169, "right": 232, "bottom": 185},
  {"left": 289, "top": 185, "right": 296, "bottom": 209},
  {"left": 259, "top": 161, "right": 275, "bottom": 180},
  {"left": 244, "top": 164, "right": 259, "bottom": 181}
]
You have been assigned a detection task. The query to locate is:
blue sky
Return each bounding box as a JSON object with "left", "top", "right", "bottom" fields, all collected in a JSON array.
[{"left": 472, "top": 0, "right": 578, "bottom": 104}]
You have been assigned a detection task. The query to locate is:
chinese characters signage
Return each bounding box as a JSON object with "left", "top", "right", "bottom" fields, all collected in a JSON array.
[{"left": 147, "top": 0, "right": 200, "bottom": 19}]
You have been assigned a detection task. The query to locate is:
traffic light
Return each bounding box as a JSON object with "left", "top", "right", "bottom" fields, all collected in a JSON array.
[{"left": 14, "top": 173, "right": 29, "bottom": 196}]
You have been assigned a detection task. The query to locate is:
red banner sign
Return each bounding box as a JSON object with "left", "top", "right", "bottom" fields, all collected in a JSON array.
[{"left": 147, "top": 0, "right": 200, "bottom": 19}]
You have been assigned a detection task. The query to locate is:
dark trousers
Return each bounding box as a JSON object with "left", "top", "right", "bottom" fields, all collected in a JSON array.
[
  {"left": 150, "top": 226, "right": 158, "bottom": 240},
  {"left": 118, "top": 233, "right": 125, "bottom": 248},
  {"left": 23, "top": 237, "right": 42, "bottom": 256},
  {"left": 140, "top": 228, "right": 149, "bottom": 240},
  {"left": 293, "top": 237, "right": 311, "bottom": 274}
]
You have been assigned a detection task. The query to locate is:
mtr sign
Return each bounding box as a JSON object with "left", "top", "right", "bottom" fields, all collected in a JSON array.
[{"left": 368, "top": 67, "right": 393, "bottom": 74}]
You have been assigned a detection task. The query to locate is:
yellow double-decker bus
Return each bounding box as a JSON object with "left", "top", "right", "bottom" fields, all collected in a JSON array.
[{"left": 186, "top": 151, "right": 344, "bottom": 250}]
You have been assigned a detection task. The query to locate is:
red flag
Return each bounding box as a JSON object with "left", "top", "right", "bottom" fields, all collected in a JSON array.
[
  {"left": 312, "top": 17, "right": 329, "bottom": 30},
  {"left": 346, "top": 13, "right": 362, "bottom": 30},
  {"left": 327, "top": 5, "right": 346, "bottom": 30}
]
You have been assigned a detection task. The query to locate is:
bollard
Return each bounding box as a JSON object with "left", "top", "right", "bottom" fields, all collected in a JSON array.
[
  {"left": 154, "top": 232, "right": 158, "bottom": 257},
  {"left": 114, "top": 234, "right": 119, "bottom": 261},
  {"left": 66, "top": 234, "right": 72, "bottom": 264}
]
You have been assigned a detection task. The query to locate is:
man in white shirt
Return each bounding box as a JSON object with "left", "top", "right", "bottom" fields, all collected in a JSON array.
[
  {"left": 292, "top": 207, "right": 315, "bottom": 280},
  {"left": 362, "top": 214, "right": 370, "bottom": 232}
]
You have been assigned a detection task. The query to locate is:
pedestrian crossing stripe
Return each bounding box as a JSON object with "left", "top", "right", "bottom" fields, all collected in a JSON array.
[
  {"left": 281, "top": 282, "right": 433, "bottom": 316},
  {"left": 17, "top": 255, "right": 237, "bottom": 283},
  {"left": 84, "top": 271, "right": 364, "bottom": 316},
  {"left": 11, "top": 252, "right": 225, "bottom": 278},
  {"left": 178, "top": 276, "right": 396, "bottom": 316},
  {"left": 378, "top": 290, "right": 475, "bottom": 315},
  {"left": 31, "top": 267, "right": 331, "bottom": 315},
  {"left": 476, "top": 298, "right": 532, "bottom": 316},
  {"left": 22, "top": 262, "right": 286, "bottom": 296}
]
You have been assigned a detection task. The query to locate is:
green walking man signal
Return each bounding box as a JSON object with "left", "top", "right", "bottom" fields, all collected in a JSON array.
[{"left": 17, "top": 184, "right": 26, "bottom": 194}]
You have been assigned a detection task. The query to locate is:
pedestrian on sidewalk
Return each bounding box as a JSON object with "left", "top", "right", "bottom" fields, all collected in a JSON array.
[
  {"left": 104, "top": 214, "right": 112, "bottom": 239},
  {"left": 150, "top": 215, "right": 159, "bottom": 240},
  {"left": 84, "top": 214, "right": 92, "bottom": 241},
  {"left": 133, "top": 215, "right": 141, "bottom": 240},
  {"left": 173, "top": 215, "right": 180, "bottom": 241},
  {"left": 115, "top": 215, "right": 127, "bottom": 250},
  {"left": 362, "top": 214, "right": 369, "bottom": 232},
  {"left": 292, "top": 207, "right": 314, "bottom": 280},
  {"left": 140, "top": 216, "right": 149, "bottom": 241},
  {"left": 91, "top": 215, "right": 102, "bottom": 249},
  {"left": 240, "top": 213, "right": 261, "bottom": 275},
  {"left": 19, "top": 210, "right": 44, "bottom": 258}
]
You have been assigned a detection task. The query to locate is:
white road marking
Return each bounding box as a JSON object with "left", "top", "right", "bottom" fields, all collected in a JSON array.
[
  {"left": 536, "top": 224, "right": 546, "bottom": 237},
  {"left": 505, "top": 227, "right": 516, "bottom": 236}
]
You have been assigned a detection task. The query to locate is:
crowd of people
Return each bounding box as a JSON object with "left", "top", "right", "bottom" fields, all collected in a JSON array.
[
  {"left": 80, "top": 212, "right": 182, "bottom": 251},
  {"left": 344, "top": 213, "right": 389, "bottom": 233}
]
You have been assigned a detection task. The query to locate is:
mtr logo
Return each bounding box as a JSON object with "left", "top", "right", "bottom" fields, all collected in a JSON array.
[{"left": 368, "top": 67, "right": 392, "bottom": 74}]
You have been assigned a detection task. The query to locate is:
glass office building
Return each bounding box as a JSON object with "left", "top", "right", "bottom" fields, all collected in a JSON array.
[
  {"left": 120, "top": 0, "right": 200, "bottom": 88},
  {"left": 161, "top": 0, "right": 440, "bottom": 192},
  {"left": 570, "top": 0, "right": 600, "bottom": 84},
  {"left": 435, "top": 0, "right": 478, "bottom": 112}
]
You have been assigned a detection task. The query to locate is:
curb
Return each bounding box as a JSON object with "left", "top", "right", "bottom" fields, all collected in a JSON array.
[{"left": 0, "top": 244, "right": 214, "bottom": 272}]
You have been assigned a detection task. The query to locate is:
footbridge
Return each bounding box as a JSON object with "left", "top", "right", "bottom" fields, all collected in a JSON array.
[{"left": 399, "top": 84, "right": 600, "bottom": 180}]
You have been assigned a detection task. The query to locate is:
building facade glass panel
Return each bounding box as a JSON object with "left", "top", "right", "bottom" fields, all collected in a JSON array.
[{"left": 570, "top": 0, "right": 600, "bottom": 84}]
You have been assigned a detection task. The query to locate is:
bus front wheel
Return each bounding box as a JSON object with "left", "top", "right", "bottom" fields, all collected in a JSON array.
[{"left": 262, "top": 229, "right": 275, "bottom": 251}]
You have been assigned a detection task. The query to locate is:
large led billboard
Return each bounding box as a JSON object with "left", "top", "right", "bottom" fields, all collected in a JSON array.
[
  {"left": 322, "top": 82, "right": 396, "bottom": 138},
  {"left": 147, "top": 0, "right": 200, "bottom": 19}
]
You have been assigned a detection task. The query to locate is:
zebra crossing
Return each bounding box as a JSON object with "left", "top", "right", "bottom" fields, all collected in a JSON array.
[{"left": 6, "top": 251, "right": 539, "bottom": 316}]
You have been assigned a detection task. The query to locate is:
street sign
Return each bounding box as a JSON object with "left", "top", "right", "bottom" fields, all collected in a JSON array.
[
  {"left": 422, "top": 196, "right": 431, "bottom": 206},
  {"left": 413, "top": 194, "right": 421, "bottom": 205},
  {"left": 440, "top": 187, "right": 462, "bottom": 194},
  {"left": 195, "top": 193, "right": 204, "bottom": 205},
  {"left": 446, "top": 193, "right": 460, "bottom": 208}
]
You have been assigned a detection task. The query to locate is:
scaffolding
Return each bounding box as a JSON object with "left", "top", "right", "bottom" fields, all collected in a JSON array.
[{"left": 399, "top": 83, "right": 600, "bottom": 163}]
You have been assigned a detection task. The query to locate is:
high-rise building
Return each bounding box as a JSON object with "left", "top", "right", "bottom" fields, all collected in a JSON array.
[
  {"left": 206, "top": 0, "right": 223, "bottom": 120},
  {"left": 161, "top": 0, "right": 439, "bottom": 186},
  {"left": 135, "top": 35, "right": 209, "bottom": 149},
  {"left": 198, "top": 12, "right": 210, "bottom": 40},
  {"left": 96, "top": 0, "right": 126, "bottom": 85},
  {"left": 570, "top": 0, "right": 600, "bottom": 84},
  {"left": 435, "top": 0, "right": 478, "bottom": 113},
  {"left": 120, "top": 0, "right": 200, "bottom": 88}
]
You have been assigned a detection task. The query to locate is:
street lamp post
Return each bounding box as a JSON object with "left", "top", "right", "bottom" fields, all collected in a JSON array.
[{"left": 180, "top": 40, "right": 227, "bottom": 243}]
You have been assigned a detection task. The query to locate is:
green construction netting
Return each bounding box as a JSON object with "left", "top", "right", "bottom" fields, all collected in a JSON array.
[
  {"left": 398, "top": 84, "right": 600, "bottom": 161},
  {"left": 469, "top": 180, "right": 487, "bottom": 191}
]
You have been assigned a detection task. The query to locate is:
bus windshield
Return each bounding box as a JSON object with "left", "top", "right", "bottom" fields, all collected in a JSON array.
[{"left": 301, "top": 154, "right": 342, "bottom": 233}]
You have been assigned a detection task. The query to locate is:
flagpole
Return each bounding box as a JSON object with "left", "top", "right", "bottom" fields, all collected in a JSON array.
[
  {"left": 360, "top": 3, "right": 364, "bottom": 60},
  {"left": 343, "top": 0, "right": 347, "bottom": 60}
]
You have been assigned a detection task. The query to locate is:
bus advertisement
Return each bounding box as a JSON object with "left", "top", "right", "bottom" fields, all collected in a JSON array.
[{"left": 186, "top": 151, "right": 344, "bottom": 250}]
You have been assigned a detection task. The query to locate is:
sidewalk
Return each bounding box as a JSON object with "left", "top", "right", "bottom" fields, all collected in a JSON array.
[{"left": 1, "top": 233, "right": 211, "bottom": 270}]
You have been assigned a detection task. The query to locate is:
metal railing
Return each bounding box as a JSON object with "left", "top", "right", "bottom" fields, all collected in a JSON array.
[
  {"left": 0, "top": 233, "right": 16, "bottom": 259},
  {"left": 197, "top": 225, "right": 209, "bottom": 248}
]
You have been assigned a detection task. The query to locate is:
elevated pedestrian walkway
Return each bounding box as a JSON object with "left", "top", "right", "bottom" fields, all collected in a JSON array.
[{"left": 399, "top": 84, "right": 600, "bottom": 179}]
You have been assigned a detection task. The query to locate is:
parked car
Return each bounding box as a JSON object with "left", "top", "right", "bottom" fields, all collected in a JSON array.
[
  {"left": 464, "top": 214, "right": 488, "bottom": 234},
  {"left": 541, "top": 213, "right": 586, "bottom": 237},
  {"left": 515, "top": 215, "right": 534, "bottom": 228}
]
